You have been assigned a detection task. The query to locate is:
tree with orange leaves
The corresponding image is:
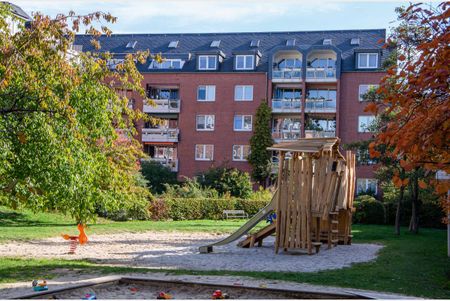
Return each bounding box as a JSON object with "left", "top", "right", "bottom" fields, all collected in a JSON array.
[{"left": 368, "top": 2, "right": 450, "bottom": 231}]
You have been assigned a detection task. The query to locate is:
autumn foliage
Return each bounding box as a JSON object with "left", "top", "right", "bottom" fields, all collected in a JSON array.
[{"left": 367, "top": 2, "right": 450, "bottom": 205}]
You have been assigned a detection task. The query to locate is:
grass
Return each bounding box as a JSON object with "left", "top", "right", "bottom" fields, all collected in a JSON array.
[{"left": 0, "top": 207, "right": 449, "bottom": 298}]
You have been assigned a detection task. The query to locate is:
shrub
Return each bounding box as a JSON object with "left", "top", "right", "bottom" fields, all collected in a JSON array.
[
  {"left": 354, "top": 195, "right": 386, "bottom": 224},
  {"left": 235, "top": 199, "right": 268, "bottom": 216},
  {"left": 148, "top": 198, "right": 169, "bottom": 221},
  {"left": 140, "top": 160, "right": 178, "bottom": 194},
  {"left": 198, "top": 167, "right": 252, "bottom": 198},
  {"left": 163, "top": 178, "right": 219, "bottom": 199}
]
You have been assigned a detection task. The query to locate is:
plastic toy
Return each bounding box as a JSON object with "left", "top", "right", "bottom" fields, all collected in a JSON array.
[
  {"left": 266, "top": 212, "right": 276, "bottom": 224},
  {"left": 82, "top": 293, "right": 97, "bottom": 300},
  {"left": 62, "top": 224, "right": 88, "bottom": 254},
  {"left": 211, "top": 290, "right": 229, "bottom": 299},
  {"left": 157, "top": 292, "right": 172, "bottom": 299},
  {"left": 32, "top": 280, "right": 48, "bottom": 291}
]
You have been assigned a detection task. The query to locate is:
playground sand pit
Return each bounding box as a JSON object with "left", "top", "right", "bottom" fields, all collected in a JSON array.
[
  {"left": 26, "top": 277, "right": 362, "bottom": 299},
  {"left": 0, "top": 231, "right": 382, "bottom": 272}
]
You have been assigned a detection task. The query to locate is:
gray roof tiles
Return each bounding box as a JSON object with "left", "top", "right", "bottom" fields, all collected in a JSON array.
[
  {"left": 74, "top": 29, "right": 388, "bottom": 72},
  {"left": 2, "top": 2, "right": 31, "bottom": 20}
]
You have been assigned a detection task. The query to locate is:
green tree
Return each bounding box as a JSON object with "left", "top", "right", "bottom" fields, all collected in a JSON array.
[
  {"left": 248, "top": 101, "right": 274, "bottom": 186},
  {"left": 0, "top": 4, "right": 153, "bottom": 223},
  {"left": 140, "top": 161, "right": 178, "bottom": 194},
  {"left": 198, "top": 167, "right": 252, "bottom": 199}
]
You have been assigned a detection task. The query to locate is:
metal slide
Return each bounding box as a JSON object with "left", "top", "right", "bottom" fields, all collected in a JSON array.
[{"left": 199, "top": 190, "right": 278, "bottom": 253}]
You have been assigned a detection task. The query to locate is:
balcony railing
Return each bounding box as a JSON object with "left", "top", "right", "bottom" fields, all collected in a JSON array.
[
  {"left": 306, "top": 68, "right": 336, "bottom": 81},
  {"left": 142, "top": 128, "right": 179, "bottom": 143},
  {"left": 304, "top": 130, "right": 336, "bottom": 138},
  {"left": 272, "top": 69, "right": 302, "bottom": 81},
  {"left": 143, "top": 157, "right": 179, "bottom": 172},
  {"left": 272, "top": 99, "right": 302, "bottom": 113},
  {"left": 305, "top": 99, "right": 336, "bottom": 112},
  {"left": 143, "top": 99, "right": 180, "bottom": 113},
  {"left": 272, "top": 130, "right": 301, "bottom": 142}
]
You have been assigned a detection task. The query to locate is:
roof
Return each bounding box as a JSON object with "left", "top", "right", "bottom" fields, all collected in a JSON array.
[
  {"left": 268, "top": 138, "right": 343, "bottom": 157},
  {"left": 74, "top": 29, "right": 389, "bottom": 73},
  {"left": 3, "top": 2, "right": 31, "bottom": 20}
]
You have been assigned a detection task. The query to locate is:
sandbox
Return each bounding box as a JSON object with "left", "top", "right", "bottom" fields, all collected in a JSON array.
[{"left": 14, "top": 276, "right": 368, "bottom": 299}]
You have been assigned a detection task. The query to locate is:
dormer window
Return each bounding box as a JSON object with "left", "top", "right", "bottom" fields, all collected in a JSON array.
[
  {"left": 198, "top": 55, "right": 217, "bottom": 70},
  {"left": 149, "top": 58, "right": 184, "bottom": 69},
  {"left": 286, "top": 39, "right": 296, "bottom": 46},
  {"left": 235, "top": 55, "right": 254, "bottom": 70},
  {"left": 358, "top": 53, "right": 378, "bottom": 69},
  {"left": 250, "top": 39, "right": 260, "bottom": 47},
  {"left": 126, "top": 40, "right": 137, "bottom": 49},
  {"left": 168, "top": 40, "right": 179, "bottom": 48},
  {"left": 323, "top": 39, "right": 332, "bottom": 45},
  {"left": 210, "top": 40, "right": 221, "bottom": 48}
]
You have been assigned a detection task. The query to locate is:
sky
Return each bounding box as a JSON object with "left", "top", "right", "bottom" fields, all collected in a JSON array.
[{"left": 12, "top": 0, "right": 440, "bottom": 34}]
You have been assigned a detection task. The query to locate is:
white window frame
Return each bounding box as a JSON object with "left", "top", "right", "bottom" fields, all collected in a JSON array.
[
  {"left": 235, "top": 55, "right": 254, "bottom": 70},
  {"left": 358, "top": 53, "right": 379, "bottom": 69},
  {"left": 197, "top": 85, "right": 216, "bottom": 102},
  {"left": 234, "top": 85, "right": 253, "bottom": 101},
  {"left": 234, "top": 115, "right": 253, "bottom": 131},
  {"left": 149, "top": 58, "right": 184, "bottom": 69},
  {"left": 195, "top": 144, "right": 214, "bottom": 161},
  {"left": 232, "top": 145, "right": 250, "bottom": 161},
  {"left": 198, "top": 55, "right": 217, "bottom": 70},
  {"left": 357, "top": 178, "right": 378, "bottom": 194},
  {"left": 358, "top": 115, "right": 376, "bottom": 133},
  {"left": 196, "top": 114, "right": 215, "bottom": 131},
  {"left": 359, "top": 84, "right": 379, "bottom": 101}
]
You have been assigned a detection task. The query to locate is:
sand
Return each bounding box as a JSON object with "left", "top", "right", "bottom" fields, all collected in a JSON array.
[{"left": 0, "top": 231, "right": 382, "bottom": 272}]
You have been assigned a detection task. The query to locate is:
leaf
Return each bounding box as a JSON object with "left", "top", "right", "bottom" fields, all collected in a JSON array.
[{"left": 418, "top": 180, "right": 427, "bottom": 189}]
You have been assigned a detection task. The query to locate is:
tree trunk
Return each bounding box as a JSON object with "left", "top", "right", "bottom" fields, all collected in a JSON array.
[
  {"left": 409, "top": 172, "right": 420, "bottom": 234},
  {"left": 395, "top": 186, "right": 404, "bottom": 235}
]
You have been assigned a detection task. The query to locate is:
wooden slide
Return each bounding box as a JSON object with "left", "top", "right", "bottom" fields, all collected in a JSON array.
[{"left": 198, "top": 190, "right": 278, "bottom": 253}]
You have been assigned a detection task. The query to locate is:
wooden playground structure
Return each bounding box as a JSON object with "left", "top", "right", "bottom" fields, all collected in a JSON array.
[{"left": 239, "top": 138, "right": 356, "bottom": 255}]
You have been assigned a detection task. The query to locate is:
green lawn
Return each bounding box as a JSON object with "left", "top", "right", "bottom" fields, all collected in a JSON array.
[{"left": 0, "top": 207, "right": 449, "bottom": 298}]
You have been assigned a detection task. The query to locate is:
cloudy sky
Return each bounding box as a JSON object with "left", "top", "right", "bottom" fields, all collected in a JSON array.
[{"left": 12, "top": 0, "right": 438, "bottom": 34}]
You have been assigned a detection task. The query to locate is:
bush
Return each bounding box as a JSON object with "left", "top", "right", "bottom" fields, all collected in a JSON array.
[
  {"left": 354, "top": 195, "right": 386, "bottom": 224},
  {"left": 163, "top": 178, "right": 219, "bottom": 199},
  {"left": 198, "top": 167, "right": 252, "bottom": 198},
  {"left": 140, "top": 160, "right": 178, "bottom": 194},
  {"left": 156, "top": 197, "right": 269, "bottom": 221}
]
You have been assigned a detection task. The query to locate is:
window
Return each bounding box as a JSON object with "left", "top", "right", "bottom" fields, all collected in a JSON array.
[
  {"left": 198, "top": 55, "right": 217, "bottom": 70},
  {"left": 323, "top": 39, "right": 332, "bottom": 45},
  {"left": 250, "top": 39, "right": 260, "bottom": 47},
  {"left": 195, "top": 144, "right": 214, "bottom": 161},
  {"left": 168, "top": 40, "right": 179, "bottom": 48},
  {"left": 196, "top": 115, "right": 215, "bottom": 131},
  {"left": 210, "top": 40, "right": 221, "bottom": 48},
  {"left": 357, "top": 178, "right": 378, "bottom": 194},
  {"left": 197, "top": 85, "right": 216, "bottom": 101},
  {"left": 277, "top": 58, "right": 301, "bottom": 69},
  {"left": 234, "top": 115, "right": 252, "bottom": 131},
  {"left": 358, "top": 115, "right": 376, "bottom": 132},
  {"left": 232, "top": 145, "right": 250, "bottom": 161},
  {"left": 358, "top": 53, "right": 378, "bottom": 69},
  {"left": 107, "top": 59, "right": 124, "bottom": 70},
  {"left": 351, "top": 38, "right": 360, "bottom": 45},
  {"left": 235, "top": 55, "right": 254, "bottom": 70},
  {"left": 234, "top": 85, "right": 253, "bottom": 101},
  {"left": 359, "top": 84, "right": 379, "bottom": 101},
  {"left": 126, "top": 40, "right": 137, "bottom": 49},
  {"left": 356, "top": 149, "right": 377, "bottom": 166},
  {"left": 149, "top": 59, "right": 184, "bottom": 69},
  {"left": 286, "top": 39, "right": 296, "bottom": 46}
]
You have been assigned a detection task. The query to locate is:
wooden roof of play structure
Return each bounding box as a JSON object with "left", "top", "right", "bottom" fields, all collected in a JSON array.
[{"left": 268, "top": 138, "right": 344, "bottom": 159}]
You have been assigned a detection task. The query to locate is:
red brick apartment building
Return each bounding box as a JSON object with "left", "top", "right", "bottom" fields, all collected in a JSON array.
[{"left": 75, "top": 29, "right": 389, "bottom": 195}]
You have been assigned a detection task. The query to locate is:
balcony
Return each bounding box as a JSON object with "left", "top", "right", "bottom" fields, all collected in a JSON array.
[
  {"left": 272, "top": 99, "right": 301, "bottom": 113},
  {"left": 272, "top": 130, "right": 301, "bottom": 143},
  {"left": 143, "top": 99, "right": 180, "bottom": 113},
  {"left": 141, "top": 128, "right": 179, "bottom": 143},
  {"left": 143, "top": 157, "right": 179, "bottom": 172},
  {"left": 305, "top": 99, "right": 336, "bottom": 113},
  {"left": 272, "top": 69, "right": 302, "bottom": 82},
  {"left": 305, "top": 67, "right": 336, "bottom": 81},
  {"left": 304, "top": 130, "right": 336, "bottom": 138}
]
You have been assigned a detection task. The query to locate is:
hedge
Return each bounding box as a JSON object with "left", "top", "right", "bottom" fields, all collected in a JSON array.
[{"left": 149, "top": 198, "right": 268, "bottom": 221}]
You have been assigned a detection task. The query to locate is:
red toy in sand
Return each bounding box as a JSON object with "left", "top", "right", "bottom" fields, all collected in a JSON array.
[{"left": 61, "top": 224, "right": 88, "bottom": 254}]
